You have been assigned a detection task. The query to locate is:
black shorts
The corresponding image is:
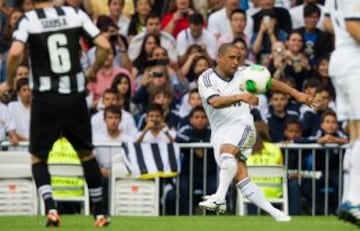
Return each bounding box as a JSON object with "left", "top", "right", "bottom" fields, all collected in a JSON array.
[{"left": 30, "top": 91, "right": 93, "bottom": 160}]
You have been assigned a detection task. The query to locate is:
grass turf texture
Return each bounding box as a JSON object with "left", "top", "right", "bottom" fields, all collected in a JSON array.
[{"left": 0, "top": 216, "right": 357, "bottom": 231}]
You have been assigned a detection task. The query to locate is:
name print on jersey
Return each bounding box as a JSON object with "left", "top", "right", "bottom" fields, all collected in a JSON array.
[{"left": 41, "top": 18, "right": 68, "bottom": 29}]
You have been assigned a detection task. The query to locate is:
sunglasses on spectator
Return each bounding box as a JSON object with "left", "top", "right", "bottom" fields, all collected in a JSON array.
[{"left": 152, "top": 72, "right": 165, "bottom": 78}]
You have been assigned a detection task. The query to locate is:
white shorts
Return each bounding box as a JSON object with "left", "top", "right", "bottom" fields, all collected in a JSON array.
[
  {"left": 331, "top": 74, "right": 360, "bottom": 121},
  {"left": 212, "top": 124, "right": 256, "bottom": 164}
]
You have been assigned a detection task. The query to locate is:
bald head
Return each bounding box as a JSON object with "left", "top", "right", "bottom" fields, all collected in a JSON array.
[{"left": 217, "top": 43, "right": 239, "bottom": 56}]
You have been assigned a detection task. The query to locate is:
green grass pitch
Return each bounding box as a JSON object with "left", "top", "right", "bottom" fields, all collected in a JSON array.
[{"left": 0, "top": 216, "right": 357, "bottom": 231}]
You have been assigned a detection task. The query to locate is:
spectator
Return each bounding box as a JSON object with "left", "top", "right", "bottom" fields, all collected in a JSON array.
[
  {"left": 93, "top": 105, "right": 134, "bottom": 213},
  {"left": 132, "top": 33, "right": 160, "bottom": 75},
  {"left": 178, "top": 88, "right": 202, "bottom": 122},
  {"left": 87, "top": 50, "right": 130, "bottom": 109},
  {"left": 207, "top": 0, "right": 240, "bottom": 39},
  {"left": 128, "top": 12, "right": 178, "bottom": 64},
  {"left": 108, "top": 0, "right": 130, "bottom": 37},
  {"left": 161, "top": 0, "right": 196, "bottom": 38},
  {"left": 280, "top": 118, "right": 303, "bottom": 215},
  {"left": 127, "top": 0, "right": 152, "bottom": 41},
  {"left": 312, "top": 55, "right": 335, "bottom": 99},
  {"left": 289, "top": 0, "right": 325, "bottom": 30},
  {"left": 252, "top": 0, "right": 292, "bottom": 34},
  {"left": 92, "top": 88, "right": 137, "bottom": 139},
  {"left": 217, "top": 9, "right": 249, "bottom": 53},
  {"left": 135, "top": 104, "right": 175, "bottom": 143},
  {"left": 132, "top": 62, "right": 173, "bottom": 114},
  {"left": 296, "top": 109, "right": 348, "bottom": 215},
  {"left": 268, "top": 31, "right": 312, "bottom": 91},
  {"left": 267, "top": 91, "right": 298, "bottom": 142},
  {"left": 251, "top": 9, "right": 287, "bottom": 66},
  {"left": 180, "top": 52, "right": 211, "bottom": 88},
  {"left": 110, "top": 73, "right": 132, "bottom": 112},
  {"left": 232, "top": 37, "right": 253, "bottom": 65},
  {"left": 137, "top": 87, "right": 180, "bottom": 131},
  {"left": 295, "top": 3, "right": 333, "bottom": 65},
  {"left": 176, "top": 13, "right": 217, "bottom": 61},
  {"left": 165, "top": 106, "right": 217, "bottom": 214},
  {"left": 0, "top": 8, "right": 22, "bottom": 54},
  {"left": 301, "top": 87, "right": 333, "bottom": 137},
  {"left": 7, "top": 78, "right": 31, "bottom": 145},
  {"left": 83, "top": 15, "right": 132, "bottom": 72}
]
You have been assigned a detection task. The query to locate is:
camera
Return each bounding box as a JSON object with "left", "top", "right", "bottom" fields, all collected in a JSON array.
[
  {"left": 152, "top": 71, "right": 164, "bottom": 78},
  {"left": 109, "top": 34, "right": 118, "bottom": 42},
  {"left": 180, "top": 9, "right": 188, "bottom": 17}
]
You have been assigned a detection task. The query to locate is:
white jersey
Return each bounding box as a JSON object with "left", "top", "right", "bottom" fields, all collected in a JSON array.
[
  {"left": 198, "top": 67, "right": 254, "bottom": 136},
  {"left": 324, "top": 0, "right": 360, "bottom": 76}
]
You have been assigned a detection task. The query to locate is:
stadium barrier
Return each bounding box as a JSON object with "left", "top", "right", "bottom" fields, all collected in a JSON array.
[{"left": 0, "top": 142, "right": 346, "bottom": 216}]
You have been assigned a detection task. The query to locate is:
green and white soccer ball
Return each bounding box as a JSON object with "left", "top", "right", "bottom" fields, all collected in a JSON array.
[{"left": 242, "top": 64, "right": 272, "bottom": 94}]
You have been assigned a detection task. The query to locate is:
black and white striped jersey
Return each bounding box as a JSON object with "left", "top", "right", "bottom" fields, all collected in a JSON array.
[{"left": 12, "top": 6, "right": 100, "bottom": 94}]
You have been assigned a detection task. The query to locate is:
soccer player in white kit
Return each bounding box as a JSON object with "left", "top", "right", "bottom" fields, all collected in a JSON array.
[
  {"left": 197, "top": 43, "right": 315, "bottom": 221},
  {"left": 324, "top": 0, "right": 360, "bottom": 226}
]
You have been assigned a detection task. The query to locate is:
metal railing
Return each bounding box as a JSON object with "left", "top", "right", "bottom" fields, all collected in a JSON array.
[{"left": 0, "top": 141, "right": 346, "bottom": 216}]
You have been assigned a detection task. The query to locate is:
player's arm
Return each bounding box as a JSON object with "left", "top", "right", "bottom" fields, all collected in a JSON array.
[
  {"left": 346, "top": 20, "right": 360, "bottom": 43},
  {"left": 323, "top": 15, "right": 334, "bottom": 33},
  {"left": 270, "top": 78, "right": 315, "bottom": 107},
  {"left": 6, "top": 42, "right": 25, "bottom": 89},
  {"left": 90, "top": 35, "right": 111, "bottom": 76},
  {"left": 208, "top": 94, "right": 259, "bottom": 108}
]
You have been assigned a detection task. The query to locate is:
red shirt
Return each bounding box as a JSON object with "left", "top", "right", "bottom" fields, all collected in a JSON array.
[{"left": 161, "top": 12, "right": 189, "bottom": 38}]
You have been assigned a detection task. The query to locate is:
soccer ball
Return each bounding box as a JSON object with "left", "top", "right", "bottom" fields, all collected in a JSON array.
[{"left": 242, "top": 64, "right": 272, "bottom": 94}]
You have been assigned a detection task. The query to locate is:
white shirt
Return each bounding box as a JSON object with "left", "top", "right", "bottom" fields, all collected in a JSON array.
[
  {"left": 207, "top": 8, "right": 231, "bottom": 37},
  {"left": 0, "top": 102, "right": 10, "bottom": 141},
  {"left": 8, "top": 100, "right": 30, "bottom": 139},
  {"left": 116, "top": 15, "right": 130, "bottom": 37},
  {"left": 91, "top": 110, "right": 138, "bottom": 138},
  {"left": 176, "top": 28, "right": 217, "bottom": 60},
  {"left": 324, "top": 0, "right": 360, "bottom": 76},
  {"left": 197, "top": 67, "right": 253, "bottom": 136},
  {"left": 128, "top": 31, "right": 178, "bottom": 63},
  {"left": 289, "top": 3, "right": 325, "bottom": 30},
  {"left": 93, "top": 131, "right": 134, "bottom": 169}
]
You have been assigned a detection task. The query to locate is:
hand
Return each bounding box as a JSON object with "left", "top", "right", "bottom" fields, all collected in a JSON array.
[
  {"left": 293, "top": 92, "right": 318, "bottom": 109},
  {"left": 140, "top": 69, "right": 153, "bottom": 86},
  {"left": 239, "top": 93, "right": 259, "bottom": 106},
  {"left": 173, "top": 10, "right": 183, "bottom": 21},
  {"left": 85, "top": 66, "right": 97, "bottom": 82}
]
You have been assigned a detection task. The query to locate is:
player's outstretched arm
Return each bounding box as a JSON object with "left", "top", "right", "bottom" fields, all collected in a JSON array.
[
  {"left": 86, "top": 35, "right": 111, "bottom": 80},
  {"left": 208, "top": 94, "right": 259, "bottom": 109},
  {"left": 270, "top": 78, "right": 316, "bottom": 107}
]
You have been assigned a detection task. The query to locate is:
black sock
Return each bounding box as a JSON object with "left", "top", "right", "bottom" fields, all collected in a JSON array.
[
  {"left": 81, "top": 158, "right": 105, "bottom": 216},
  {"left": 32, "top": 162, "right": 56, "bottom": 213}
]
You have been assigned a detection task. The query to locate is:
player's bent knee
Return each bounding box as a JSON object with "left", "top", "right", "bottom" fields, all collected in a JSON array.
[
  {"left": 77, "top": 150, "right": 95, "bottom": 161},
  {"left": 31, "top": 154, "right": 45, "bottom": 164}
]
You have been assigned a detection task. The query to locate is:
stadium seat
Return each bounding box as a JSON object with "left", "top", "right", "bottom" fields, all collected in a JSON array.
[
  {"left": 237, "top": 165, "right": 289, "bottom": 216},
  {"left": 110, "top": 154, "right": 160, "bottom": 216},
  {"left": 0, "top": 151, "right": 38, "bottom": 215},
  {"left": 40, "top": 164, "right": 90, "bottom": 215}
]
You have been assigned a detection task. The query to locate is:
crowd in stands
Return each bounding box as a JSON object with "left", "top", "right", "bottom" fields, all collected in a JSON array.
[{"left": 0, "top": 0, "right": 346, "bottom": 215}]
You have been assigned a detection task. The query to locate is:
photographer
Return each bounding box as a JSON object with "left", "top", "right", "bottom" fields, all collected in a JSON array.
[
  {"left": 82, "top": 15, "right": 132, "bottom": 72},
  {"left": 268, "top": 31, "right": 312, "bottom": 91},
  {"left": 161, "top": 0, "right": 196, "bottom": 38}
]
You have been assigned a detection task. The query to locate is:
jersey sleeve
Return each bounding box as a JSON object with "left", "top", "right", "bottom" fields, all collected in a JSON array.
[
  {"left": 78, "top": 9, "right": 100, "bottom": 40},
  {"left": 12, "top": 15, "right": 30, "bottom": 43},
  {"left": 197, "top": 70, "right": 219, "bottom": 103},
  {"left": 323, "top": 0, "right": 331, "bottom": 17},
  {"left": 344, "top": 0, "right": 360, "bottom": 20}
]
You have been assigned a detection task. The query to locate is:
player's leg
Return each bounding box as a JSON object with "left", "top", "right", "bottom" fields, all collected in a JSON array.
[
  {"left": 64, "top": 93, "right": 109, "bottom": 227},
  {"left": 337, "top": 74, "right": 360, "bottom": 226},
  {"left": 235, "top": 160, "right": 290, "bottom": 221},
  {"left": 29, "top": 93, "right": 61, "bottom": 227},
  {"left": 198, "top": 143, "right": 237, "bottom": 212}
]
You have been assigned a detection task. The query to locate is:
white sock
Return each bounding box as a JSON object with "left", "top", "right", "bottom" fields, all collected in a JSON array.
[
  {"left": 342, "top": 146, "right": 352, "bottom": 203},
  {"left": 348, "top": 140, "right": 360, "bottom": 204},
  {"left": 237, "top": 177, "right": 283, "bottom": 217},
  {"left": 213, "top": 153, "right": 237, "bottom": 201}
]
